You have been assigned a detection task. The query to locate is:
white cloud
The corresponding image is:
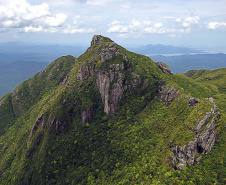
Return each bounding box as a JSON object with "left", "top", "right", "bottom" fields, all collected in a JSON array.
[
  {"left": 43, "top": 13, "right": 67, "bottom": 27},
  {"left": 108, "top": 19, "right": 191, "bottom": 37},
  {"left": 143, "top": 21, "right": 151, "bottom": 26},
  {"left": 144, "top": 27, "right": 164, "bottom": 34},
  {"left": 86, "top": 0, "right": 119, "bottom": 6},
  {"left": 0, "top": 0, "right": 67, "bottom": 30},
  {"left": 208, "top": 22, "right": 226, "bottom": 30},
  {"left": 63, "top": 25, "right": 94, "bottom": 33},
  {"left": 131, "top": 19, "right": 141, "bottom": 27},
  {"left": 0, "top": 1, "right": 50, "bottom": 22},
  {"left": 184, "top": 16, "right": 199, "bottom": 24},
  {"left": 176, "top": 18, "right": 181, "bottom": 22},
  {"left": 24, "top": 26, "right": 45, "bottom": 32},
  {"left": 182, "top": 22, "right": 190, "bottom": 27},
  {"left": 0, "top": 0, "right": 95, "bottom": 34},
  {"left": 153, "top": 23, "right": 162, "bottom": 28},
  {"left": 107, "top": 25, "right": 128, "bottom": 33},
  {"left": 110, "top": 20, "right": 122, "bottom": 26},
  {"left": 108, "top": 19, "right": 142, "bottom": 33},
  {"left": 175, "top": 16, "right": 200, "bottom": 27}
]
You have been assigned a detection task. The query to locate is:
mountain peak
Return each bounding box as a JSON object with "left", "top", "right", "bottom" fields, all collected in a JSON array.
[
  {"left": 0, "top": 35, "right": 225, "bottom": 184},
  {"left": 91, "top": 35, "right": 113, "bottom": 46},
  {"left": 91, "top": 35, "right": 103, "bottom": 46}
]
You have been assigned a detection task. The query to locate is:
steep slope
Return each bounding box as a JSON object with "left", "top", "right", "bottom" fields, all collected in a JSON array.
[
  {"left": 0, "top": 35, "right": 225, "bottom": 185},
  {"left": 0, "top": 55, "right": 75, "bottom": 136}
]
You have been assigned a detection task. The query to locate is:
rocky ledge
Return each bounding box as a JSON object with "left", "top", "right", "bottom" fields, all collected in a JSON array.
[
  {"left": 156, "top": 62, "right": 171, "bottom": 75},
  {"left": 169, "top": 97, "right": 221, "bottom": 170},
  {"left": 158, "top": 81, "right": 180, "bottom": 104}
]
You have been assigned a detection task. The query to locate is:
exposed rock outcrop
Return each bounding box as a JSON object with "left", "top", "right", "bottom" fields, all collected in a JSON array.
[
  {"left": 170, "top": 97, "right": 220, "bottom": 170},
  {"left": 188, "top": 97, "right": 200, "bottom": 106},
  {"left": 77, "top": 63, "right": 90, "bottom": 80},
  {"left": 96, "top": 64, "right": 125, "bottom": 116},
  {"left": 29, "top": 113, "right": 44, "bottom": 141},
  {"left": 91, "top": 36, "right": 129, "bottom": 116},
  {"left": 156, "top": 62, "right": 171, "bottom": 75},
  {"left": 158, "top": 81, "right": 180, "bottom": 103},
  {"left": 77, "top": 60, "right": 96, "bottom": 81},
  {"left": 27, "top": 113, "right": 48, "bottom": 157},
  {"left": 91, "top": 35, "right": 103, "bottom": 46}
]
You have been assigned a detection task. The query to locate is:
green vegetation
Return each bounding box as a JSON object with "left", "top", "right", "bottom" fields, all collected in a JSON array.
[
  {"left": 0, "top": 36, "right": 225, "bottom": 184},
  {"left": 185, "top": 68, "right": 226, "bottom": 112}
]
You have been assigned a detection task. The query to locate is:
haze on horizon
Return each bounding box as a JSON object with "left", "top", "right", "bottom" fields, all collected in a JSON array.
[{"left": 0, "top": 0, "right": 226, "bottom": 50}]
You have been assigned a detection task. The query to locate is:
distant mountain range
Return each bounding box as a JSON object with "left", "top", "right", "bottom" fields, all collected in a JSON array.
[
  {"left": 150, "top": 53, "right": 226, "bottom": 73},
  {"left": 0, "top": 61, "right": 48, "bottom": 98},
  {"left": 0, "top": 42, "right": 87, "bottom": 64},
  {"left": 130, "top": 44, "right": 204, "bottom": 55},
  {"left": 0, "top": 42, "right": 225, "bottom": 98}
]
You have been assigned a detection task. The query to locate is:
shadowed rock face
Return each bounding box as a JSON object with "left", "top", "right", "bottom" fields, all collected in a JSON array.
[
  {"left": 158, "top": 81, "right": 180, "bottom": 104},
  {"left": 96, "top": 64, "right": 125, "bottom": 116},
  {"left": 169, "top": 97, "right": 220, "bottom": 170}
]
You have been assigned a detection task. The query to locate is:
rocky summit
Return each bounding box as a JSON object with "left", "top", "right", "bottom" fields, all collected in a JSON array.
[{"left": 0, "top": 35, "right": 225, "bottom": 184}]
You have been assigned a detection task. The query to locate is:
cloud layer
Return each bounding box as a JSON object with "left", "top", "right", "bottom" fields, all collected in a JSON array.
[
  {"left": 0, "top": 0, "right": 225, "bottom": 42},
  {"left": 0, "top": 0, "right": 94, "bottom": 33}
]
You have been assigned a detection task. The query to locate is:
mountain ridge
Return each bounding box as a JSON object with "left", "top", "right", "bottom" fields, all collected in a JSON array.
[{"left": 0, "top": 35, "right": 225, "bottom": 184}]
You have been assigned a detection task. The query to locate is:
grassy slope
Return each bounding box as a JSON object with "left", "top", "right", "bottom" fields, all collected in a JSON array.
[
  {"left": 185, "top": 68, "right": 226, "bottom": 113},
  {"left": 0, "top": 37, "right": 225, "bottom": 184}
]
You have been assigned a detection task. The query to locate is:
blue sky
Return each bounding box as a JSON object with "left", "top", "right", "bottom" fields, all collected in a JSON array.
[{"left": 0, "top": 0, "right": 226, "bottom": 49}]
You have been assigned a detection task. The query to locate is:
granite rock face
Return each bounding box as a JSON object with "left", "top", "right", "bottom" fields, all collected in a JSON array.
[
  {"left": 91, "top": 35, "right": 103, "bottom": 46},
  {"left": 170, "top": 97, "right": 220, "bottom": 170},
  {"left": 77, "top": 63, "right": 90, "bottom": 81},
  {"left": 158, "top": 81, "right": 180, "bottom": 103},
  {"left": 156, "top": 62, "right": 171, "bottom": 75},
  {"left": 96, "top": 64, "right": 125, "bottom": 116},
  {"left": 91, "top": 36, "right": 127, "bottom": 116},
  {"left": 80, "top": 35, "right": 146, "bottom": 117}
]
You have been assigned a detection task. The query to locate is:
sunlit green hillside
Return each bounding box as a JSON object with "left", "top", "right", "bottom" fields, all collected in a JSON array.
[{"left": 0, "top": 36, "right": 225, "bottom": 185}]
